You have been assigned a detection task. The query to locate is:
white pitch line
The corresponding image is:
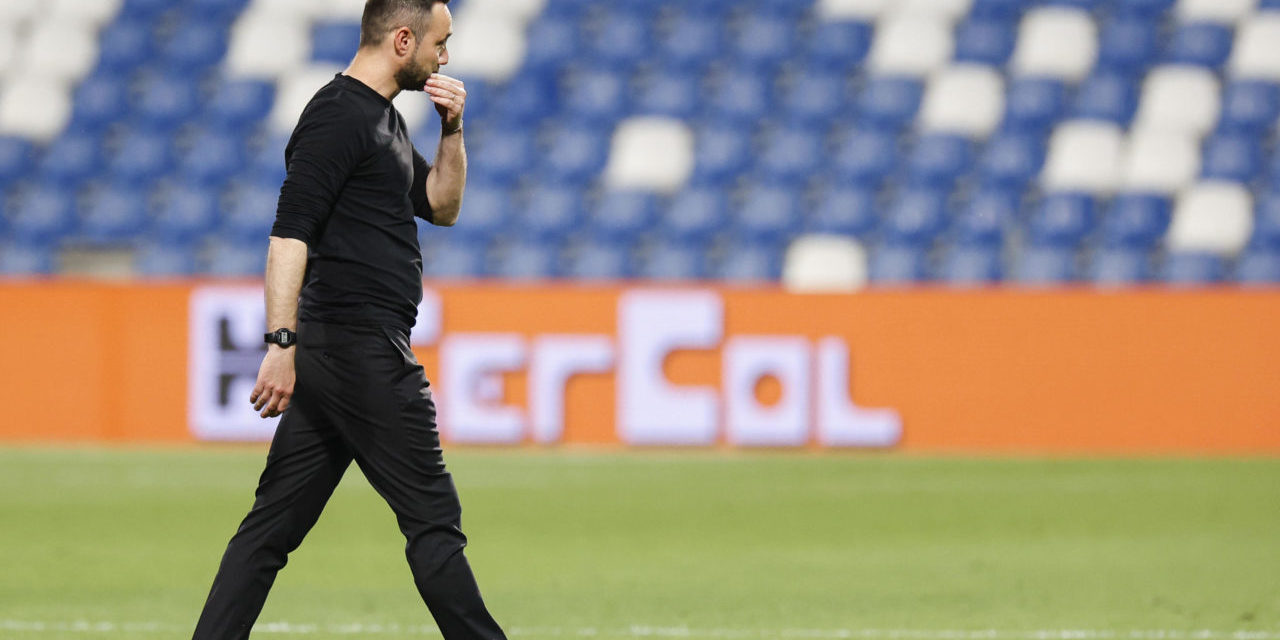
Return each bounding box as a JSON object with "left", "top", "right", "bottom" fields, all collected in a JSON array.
[{"left": 1, "top": 621, "right": 1278, "bottom": 640}]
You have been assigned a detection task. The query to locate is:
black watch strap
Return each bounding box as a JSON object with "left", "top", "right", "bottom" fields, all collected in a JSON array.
[{"left": 265, "top": 328, "right": 297, "bottom": 348}]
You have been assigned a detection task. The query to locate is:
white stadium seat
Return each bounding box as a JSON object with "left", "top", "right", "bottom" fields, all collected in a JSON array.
[
  {"left": 49, "top": 0, "right": 123, "bottom": 28},
  {"left": 311, "top": 0, "right": 364, "bottom": 20},
  {"left": 783, "top": 235, "right": 869, "bottom": 292},
  {"left": 1229, "top": 15, "right": 1280, "bottom": 80},
  {"left": 868, "top": 14, "right": 954, "bottom": 76},
  {"left": 18, "top": 22, "right": 99, "bottom": 83},
  {"left": 603, "top": 117, "right": 694, "bottom": 193},
  {"left": 1133, "top": 66, "right": 1221, "bottom": 137},
  {"left": 439, "top": 16, "right": 527, "bottom": 82},
  {"left": 460, "top": 0, "right": 547, "bottom": 22},
  {"left": 815, "top": 0, "right": 891, "bottom": 20},
  {"left": 919, "top": 64, "right": 1005, "bottom": 137},
  {"left": 1122, "top": 131, "right": 1201, "bottom": 194},
  {"left": 269, "top": 65, "right": 345, "bottom": 134},
  {"left": 0, "top": 25, "right": 19, "bottom": 79},
  {"left": 1168, "top": 182, "right": 1254, "bottom": 255},
  {"left": 1041, "top": 121, "right": 1125, "bottom": 194},
  {"left": 0, "top": 76, "right": 72, "bottom": 142},
  {"left": 1176, "top": 0, "right": 1258, "bottom": 24},
  {"left": 887, "top": 0, "right": 975, "bottom": 22},
  {"left": 226, "top": 10, "right": 311, "bottom": 80},
  {"left": 0, "top": 0, "right": 40, "bottom": 26},
  {"left": 1010, "top": 7, "right": 1098, "bottom": 83},
  {"left": 246, "top": 0, "right": 327, "bottom": 19}
]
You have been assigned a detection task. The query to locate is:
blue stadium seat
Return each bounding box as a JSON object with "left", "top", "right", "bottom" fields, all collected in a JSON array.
[
  {"left": 450, "top": 181, "right": 511, "bottom": 241},
  {"left": 1201, "top": 134, "right": 1263, "bottom": 183},
  {"left": 940, "top": 245, "right": 1003, "bottom": 285},
  {"left": 6, "top": 184, "right": 77, "bottom": 243},
  {"left": 856, "top": 76, "right": 923, "bottom": 132},
  {"left": 655, "top": 11, "right": 724, "bottom": 67},
  {"left": 1028, "top": 193, "right": 1097, "bottom": 248},
  {"left": 0, "top": 242, "right": 56, "bottom": 275},
  {"left": 465, "top": 126, "right": 535, "bottom": 185},
  {"left": 979, "top": 132, "right": 1045, "bottom": 189},
  {"left": 1088, "top": 247, "right": 1153, "bottom": 285},
  {"left": 106, "top": 130, "right": 174, "bottom": 186},
  {"left": 1073, "top": 72, "right": 1140, "bottom": 126},
  {"left": 514, "top": 185, "right": 585, "bottom": 241},
  {"left": 706, "top": 69, "right": 771, "bottom": 125},
  {"left": 561, "top": 238, "right": 633, "bottom": 280},
  {"left": 177, "top": 128, "right": 246, "bottom": 187},
  {"left": 733, "top": 183, "right": 801, "bottom": 244},
  {"left": 904, "top": 134, "right": 973, "bottom": 188},
  {"left": 953, "top": 190, "right": 1017, "bottom": 248},
  {"left": 780, "top": 70, "right": 849, "bottom": 125},
  {"left": 219, "top": 182, "right": 280, "bottom": 241},
  {"left": 754, "top": 126, "right": 825, "bottom": 182},
  {"left": 712, "top": 240, "right": 782, "bottom": 282},
  {"left": 1043, "top": 0, "right": 1106, "bottom": 8},
  {"left": 70, "top": 74, "right": 130, "bottom": 133},
  {"left": 953, "top": 16, "right": 1017, "bottom": 66},
  {"left": 524, "top": 16, "right": 581, "bottom": 67},
  {"left": 420, "top": 233, "right": 486, "bottom": 279},
  {"left": 969, "top": 0, "right": 1026, "bottom": 19},
  {"left": 1250, "top": 194, "right": 1280, "bottom": 250},
  {"left": 202, "top": 79, "right": 275, "bottom": 132},
  {"left": 1014, "top": 246, "right": 1078, "bottom": 285},
  {"left": 692, "top": 125, "right": 753, "bottom": 184},
  {"left": 1112, "top": 0, "right": 1175, "bottom": 17},
  {"left": 134, "top": 240, "right": 199, "bottom": 277},
  {"left": 661, "top": 186, "right": 730, "bottom": 243},
  {"left": 1002, "top": 77, "right": 1067, "bottom": 134},
  {"left": 150, "top": 182, "right": 221, "bottom": 242},
  {"left": 729, "top": 13, "right": 795, "bottom": 66},
  {"left": 560, "top": 66, "right": 628, "bottom": 123},
  {"left": 490, "top": 239, "right": 561, "bottom": 280},
  {"left": 311, "top": 21, "right": 362, "bottom": 65},
  {"left": 635, "top": 240, "right": 708, "bottom": 281},
  {"left": 1236, "top": 249, "right": 1280, "bottom": 284},
  {"left": 540, "top": 126, "right": 608, "bottom": 185},
  {"left": 804, "top": 21, "right": 872, "bottom": 71},
  {"left": 586, "top": 9, "right": 651, "bottom": 66},
  {"left": 805, "top": 184, "right": 878, "bottom": 237},
  {"left": 0, "top": 137, "right": 35, "bottom": 186},
  {"left": 1096, "top": 17, "right": 1160, "bottom": 74},
  {"left": 488, "top": 73, "right": 559, "bottom": 124},
  {"left": 632, "top": 70, "right": 700, "bottom": 120},
  {"left": 160, "top": 20, "right": 229, "bottom": 73},
  {"left": 185, "top": 0, "right": 250, "bottom": 22},
  {"left": 1164, "top": 22, "right": 1234, "bottom": 69},
  {"left": 202, "top": 236, "right": 267, "bottom": 277},
  {"left": 1100, "top": 194, "right": 1172, "bottom": 249},
  {"left": 243, "top": 134, "right": 288, "bottom": 190},
  {"left": 95, "top": 19, "right": 155, "bottom": 75},
  {"left": 588, "top": 190, "right": 658, "bottom": 242},
  {"left": 830, "top": 129, "right": 898, "bottom": 186},
  {"left": 119, "top": 0, "right": 173, "bottom": 20},
  {"left": 881, "top": 190, "right": 949, "bottom": 248},
  {"left": 37, "top": 132, "right": 103, "bottom": 187},
  {"left": 131, "top": 73, "right": 202, "bottom": 131},
  {"left": 1162, "top": 252, "right": 1228, "bottom": 285},
  {"left": 1218, "top": 80, "right": 1280, "bottom": 135},
  {"left": 869, "top": 245, "right": 930, "bottom": 285},
  {"left": 77, "top": 182, "right": 148, "bottom": 244}
]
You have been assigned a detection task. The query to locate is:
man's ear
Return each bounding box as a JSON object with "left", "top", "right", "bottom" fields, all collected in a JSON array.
[{"left": 393, "top": 27, "right": 414, "bottom": 58}]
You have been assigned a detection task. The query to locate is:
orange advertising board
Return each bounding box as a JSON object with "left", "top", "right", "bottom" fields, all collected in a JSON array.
[{"left": 1, "top": 281, "right": 1277, "bottom": 453}]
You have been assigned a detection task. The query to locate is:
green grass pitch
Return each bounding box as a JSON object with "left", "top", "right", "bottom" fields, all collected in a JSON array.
[{"left": 0, "top": 447, "right": 1277, "bottom": 639}]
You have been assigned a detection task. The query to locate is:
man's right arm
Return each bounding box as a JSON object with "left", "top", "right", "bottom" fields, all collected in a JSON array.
[{"left": 250, "top": 236, "right": 308, "bottom": 419}]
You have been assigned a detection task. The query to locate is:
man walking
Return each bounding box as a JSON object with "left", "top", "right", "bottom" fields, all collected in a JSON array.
[{"left": 192, "top": 1, "right": 505, "bottom": 638}]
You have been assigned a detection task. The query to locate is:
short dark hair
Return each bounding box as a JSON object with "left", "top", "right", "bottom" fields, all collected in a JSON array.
[{"left": 359, "top": 0, "right": 449, "bottom": 48}]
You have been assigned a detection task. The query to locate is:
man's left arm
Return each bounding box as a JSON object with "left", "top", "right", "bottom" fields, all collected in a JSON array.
[{"left": 423, "top": 73, "right": 467, "bottom": 226}]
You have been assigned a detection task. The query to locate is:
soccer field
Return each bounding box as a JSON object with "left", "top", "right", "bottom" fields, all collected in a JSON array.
[{"left": 0, "top": 448, "right": 1277, "bottom": 640}]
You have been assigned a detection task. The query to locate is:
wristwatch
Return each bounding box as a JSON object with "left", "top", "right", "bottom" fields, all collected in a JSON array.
[{"left": 264, "top": 328, "right": 297, "bottom": 348}]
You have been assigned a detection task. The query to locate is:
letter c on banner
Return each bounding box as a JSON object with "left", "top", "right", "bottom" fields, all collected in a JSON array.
[
  {"left": 439, "top": 333, "right": 527, "bottom": 444},
  {"left": 617, "top": 290, "right": 724, "bottom": 445}
]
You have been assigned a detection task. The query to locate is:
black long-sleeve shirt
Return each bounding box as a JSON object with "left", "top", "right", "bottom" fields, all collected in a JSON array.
[{"left": 271, "top": 74, "right": 434, "bottom": 332}]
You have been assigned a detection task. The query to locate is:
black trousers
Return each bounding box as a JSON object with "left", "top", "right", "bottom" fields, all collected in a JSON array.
[{"left": 192, "top": 321, "right": 505, "bottom": 640}]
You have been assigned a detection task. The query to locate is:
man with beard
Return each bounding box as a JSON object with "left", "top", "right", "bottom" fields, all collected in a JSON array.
[{"left": 191, "top": 1, "right": 505, "bottom": 638}]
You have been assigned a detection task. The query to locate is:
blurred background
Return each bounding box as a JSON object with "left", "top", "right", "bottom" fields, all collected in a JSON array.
[{"left": 0, "top": 0, "right": 1279, "bottom": 286}]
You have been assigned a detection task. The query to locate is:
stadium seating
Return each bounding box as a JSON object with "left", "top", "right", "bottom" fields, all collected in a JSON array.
[{"left": 0, "top": 0, "right": 1275, "bottom": 286}]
